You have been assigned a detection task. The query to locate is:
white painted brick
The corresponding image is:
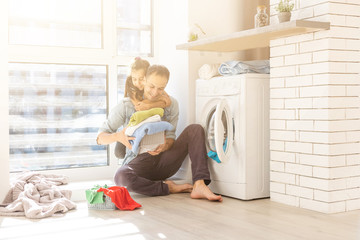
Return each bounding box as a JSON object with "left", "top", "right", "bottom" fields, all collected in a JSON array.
[
  {"left": 347, "top": 86, "right": 360, "bottom": 97},
  {"left": 300, "top": 131, "right": 347, "bottom": 144},
  {"left": 271, "top": 171, "right": 296, "bottom": 184},
  {"left": 270, "top": 129, "right": 296, "bottom": 141},
  {"left": 329, "top": 14, "right": 347, "bottom": 26},
  {"left": 270, "top": 99, "right": 284, "bottom": 109},
  {"left": 329, "top": 38, "right": 347, "bottom": 50},
  {"left": 313, "top": 3, "right": 329, "bottom": 16},
  {"left": 312, "top": 166, "right": 360, "bottom": 179},
  {"left": 271, "top": 65, "right": 297, "bottom": 77},
  {"left": 300, "top": 198, "right": 346, "bottom": 213},
  {"left": 346, "top": 39, "right": 360, "bottom": 51},
  {"left": 314, "top": 189, "right": 352, "bottom": 202},
  {"left": 313, "top": 50, "right": 359, "bottom": 62},
  {"left": 270, "top": 160, "right": 285, "bottom": 172},
  {"left": 285, "top": 142, "right": 313, "bottom": 154},
  {"left": 300, "top": 62, "right": 347, "bottom": 75},
  {"left": 329, "top": 2, "right": 360, "bottom": 16},
  {"left": 285, "top": 163, "right": 313, "bottom": 176},
  {"left": 270, "top": 44, "right": 297, "bottom": 57},
  {"left": 347, "top": 199, "right": 360, "bottom": 211},
  {"left": 300, "top": 0, "right": 328, "bottom": 9},
  {"left": 271, "top": 192, "right": 298, "bottom": 207},
  {"left": 347, "top": 154, "right": 360, "bottom": 166},
  {"left": 270, "top": 77, "right": 285, "bottom": 88},
  {"left": 287, "top": 120, "right": 314, "bottom": 131},
  {"left": 270, "top": 56, "right": 284, "bottom": 67},
  {"left": 271, "top": 151, "right": 296, "bottom": 163},
  {"left": 270, "top": 182, "right": 286, "bottom": 193},
  {"left": 347, "top": 176, "right": 360, "bottom": 188},
  {"left": 314, "top": 120, "right": 360, "bottom": 131},
  {"left": 313, "top": 97, "right": 360, "bottom": 108},
  {"left": 271, "top": 88, "right": 297, "bottom": 99},
  {"left": 346, "top": 62, "right": 360, "bottom": 74},
  {"left": 300, "top": 109, "right": 345, "bottom": 120},
  {"left": 296, "top": 7, "right": 315, "bottom": 20},
  {"left": 328, "top": 26, "right": 360, "bottom": 39},
  {"left": 300, "top": 176, "right": 347, "bottom": 191},
  {"left": 270, "top": 38, "right": 285, "bottom": 47},
  {"left": 284, "top": 33, "right": 314, "bottom": 44},
  {"left": 299, "top": 154, "right": 346, "bottom": 167},
  {"left": 270, "top": 140, "right": 285, "bottom": 151},
  {"left": 285, "top": 75, "right": 313, "bottom": 87},
  {"left": 285, "top": 98, "right": 312, "bottom": 109},
  {"left": 313, "top": 73, "right": 360, "bottom": 85},
  {"left": 300, "top": 39, "right": 329, "bottom": 53},
  {"left": 270, "top": 109, "right": 296, "bottom": 120},
  {"left": 300, "top": 86, "right": 346, "bottom": 97},
  {"left": 286, "top": 184, "right": 314, "bottom": 199},
  {"left": 313, "top": 142, "right": 360, "bottom": 155},
  {"left": 346, "top": 108, "right": 360, "bottom": 119},
  {"left": 270, "top": 120, "right": 286, "bottom": 130},
  {"left": 285, "top": 53, "right": 312, "bottom": 65},
  {"left": 345, "top": 16, "right": 360, "bottom": 28}
]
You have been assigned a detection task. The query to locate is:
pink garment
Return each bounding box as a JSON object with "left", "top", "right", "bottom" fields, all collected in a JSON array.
[{"left": 97, "top": 186, "right": 141, "bottom": 210}]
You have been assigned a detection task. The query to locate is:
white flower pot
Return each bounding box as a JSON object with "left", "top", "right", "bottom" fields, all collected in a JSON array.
[{"left": 278, "top": 12, "right": 291, "bottom": 23}]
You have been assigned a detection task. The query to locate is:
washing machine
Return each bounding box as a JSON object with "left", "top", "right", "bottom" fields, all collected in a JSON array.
[{"left": 196, "top": 73, "right": 270, "bottom": 200}]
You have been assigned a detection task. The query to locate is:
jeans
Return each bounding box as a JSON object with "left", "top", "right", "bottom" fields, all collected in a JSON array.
[{"left": 114, "top": 124, "right": 211, "bottom": 196}]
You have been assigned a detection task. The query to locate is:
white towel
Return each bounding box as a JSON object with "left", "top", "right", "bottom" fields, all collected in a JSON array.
[
  {"left": 0, "top": 171, "right": 76, "bottom": 219},
  {"left": 198, "top": 63, "right": 220, "bottom": 80},
  {"left": 138, "top": 131, "right": 165, "bottom": 154},
  {"left": 125, "top": 114, "right": 161, "bottom": 136}
]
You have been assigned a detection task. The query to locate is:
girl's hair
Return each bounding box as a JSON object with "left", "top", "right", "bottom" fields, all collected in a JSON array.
[{"left": 124, "top": 57, "right": 150, "bottom": 100}]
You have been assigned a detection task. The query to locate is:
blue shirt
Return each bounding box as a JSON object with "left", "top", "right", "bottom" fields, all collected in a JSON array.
[{"left": 98, "top": 96, "right": 179, "bottom": 165}]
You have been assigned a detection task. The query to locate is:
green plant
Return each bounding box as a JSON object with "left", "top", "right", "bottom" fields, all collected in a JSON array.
[{"left": 275, "top": 0, "right": 294, "bottom": 12}]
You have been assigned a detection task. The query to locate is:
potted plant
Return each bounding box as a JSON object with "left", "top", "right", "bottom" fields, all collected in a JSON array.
[{"left": 275, "top": 0, "right": 294, "bottom": 23}]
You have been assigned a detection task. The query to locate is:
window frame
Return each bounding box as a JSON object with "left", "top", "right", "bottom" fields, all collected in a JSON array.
[{"left": 7, "top": 0, "right": 155, "bottom": 181}]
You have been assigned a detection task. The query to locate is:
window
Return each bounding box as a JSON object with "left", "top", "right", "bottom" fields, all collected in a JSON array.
[{"left": 8, "top": 0, "right": 153, "bottom": 178}]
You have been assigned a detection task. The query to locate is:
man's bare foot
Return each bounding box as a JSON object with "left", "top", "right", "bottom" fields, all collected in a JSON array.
[
  {"left": 165, "top": 180, "right": 193, "bottom": 194},
  {"left": 190, "top": 180, "right": 223, "bottom": 202}
]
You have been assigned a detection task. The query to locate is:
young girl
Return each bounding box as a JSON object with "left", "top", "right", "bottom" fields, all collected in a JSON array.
[
  {"left": 124, "top": 57, "right": 171, "bottom": 111},
  {"left": 114, "top": 57, "right": 171, "bottom": 159}
]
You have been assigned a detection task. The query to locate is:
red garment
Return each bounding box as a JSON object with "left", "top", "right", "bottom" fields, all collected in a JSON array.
[{"left": 97, "top": 186, "right": 142, "bottom": 210}]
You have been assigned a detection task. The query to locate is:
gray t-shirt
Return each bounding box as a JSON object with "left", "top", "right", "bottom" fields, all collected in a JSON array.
[{"left": 98, "top": 96, "right": 179, "bottom": 165}]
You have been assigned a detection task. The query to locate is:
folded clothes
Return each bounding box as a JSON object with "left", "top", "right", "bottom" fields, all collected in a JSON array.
[
  {"left": 125, "top": 114, "right": 161, "bottom": 136},
  {"left": 218, "top": 60, "right": 270, "bottom": 75},
  {"left": 138, "top": 131, "right": 165, "bottom": 154},
  {"left": 198, "top": 63, "right": 221, "bottom": 80},
  {"left": 128, "top": 108, "right": 164, "bottom": 127},
  {"left": 129, "top": 121, "right": 173, "bottom": 155}
]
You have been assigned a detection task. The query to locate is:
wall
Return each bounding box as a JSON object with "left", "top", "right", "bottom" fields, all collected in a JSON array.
[
  {"left": 269, "top": 0, "right": 360, "bottom": 213},
  {"left": 188, "top": 0, "right": 269, "bottom": 123},
  {"left": 154, "top": 0, "right": 189, "bottom": 134},
  {"left": 0, "top": 0, "right": 10, "bottom": 202}
]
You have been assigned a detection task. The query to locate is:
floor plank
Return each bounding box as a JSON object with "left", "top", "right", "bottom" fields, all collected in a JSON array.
[{"left": 1, "top": 193, "right": 359, "bottom": 240}]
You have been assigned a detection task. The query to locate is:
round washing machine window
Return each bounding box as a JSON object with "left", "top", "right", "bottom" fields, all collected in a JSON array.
[{"left": 205, "top": 99, "right": 233, "bottom": 163}]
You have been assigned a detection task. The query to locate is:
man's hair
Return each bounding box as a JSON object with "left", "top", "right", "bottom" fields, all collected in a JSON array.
[{"left": 146, "top": 65, "right": 170, "bottom": 81}]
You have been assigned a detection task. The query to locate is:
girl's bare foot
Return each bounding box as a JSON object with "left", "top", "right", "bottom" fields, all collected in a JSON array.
[
  {"left": 190, "top": 180, "right": 223, "bottom": 202},
  {"left": 165, "top": 180, "right": 193, "bottom": 193}
]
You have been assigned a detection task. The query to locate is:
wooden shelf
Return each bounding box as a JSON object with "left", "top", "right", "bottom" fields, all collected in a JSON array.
[{"left": 176, "top": 20, "right": 330, "bottom": 52}]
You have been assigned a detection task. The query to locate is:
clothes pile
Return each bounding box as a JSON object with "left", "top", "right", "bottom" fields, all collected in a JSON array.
[
  {"left": 126, "top": 108, "right": 174, "bottom": 155},
  {"left": 0, "top": 171, "right": 76, "bottom": 219}
]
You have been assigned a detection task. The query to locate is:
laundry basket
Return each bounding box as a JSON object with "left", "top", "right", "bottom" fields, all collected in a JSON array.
[
  {"left": 87, "top": 195, "right": 116, "bottom": 210},
  {"left": 86, "top": 185, "right": 117, "bottom": 210}
]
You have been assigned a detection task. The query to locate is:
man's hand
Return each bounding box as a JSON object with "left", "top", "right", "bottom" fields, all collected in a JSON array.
[
  {"left": 135, "top": 102, "right": 150, "bottom": 111},
  {"left": 148, "top": 138, "right": 174, "bottom": 156}
]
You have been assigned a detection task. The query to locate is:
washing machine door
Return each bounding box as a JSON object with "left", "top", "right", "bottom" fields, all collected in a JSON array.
[{"left": 206, "top": 99, "right": 233, "bottom": 163}]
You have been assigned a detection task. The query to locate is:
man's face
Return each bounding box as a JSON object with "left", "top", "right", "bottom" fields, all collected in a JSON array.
[{"left": 144, "top": 73, "right": 168, "bottom": 101}]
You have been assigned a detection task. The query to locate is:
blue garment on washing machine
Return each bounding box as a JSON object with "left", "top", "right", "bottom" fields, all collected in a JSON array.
[{"left": 207, "top": 138, "right": 227, "bottom": 163}]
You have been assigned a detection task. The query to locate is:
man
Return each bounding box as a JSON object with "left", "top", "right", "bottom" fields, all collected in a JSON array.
[{"left": 97, "top": 65, "right": 222, "bottom": 202}]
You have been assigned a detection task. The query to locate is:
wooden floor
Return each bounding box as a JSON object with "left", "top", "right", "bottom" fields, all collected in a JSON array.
[{"left": 1, "top": 193, "right": 360, "bottom": 240}]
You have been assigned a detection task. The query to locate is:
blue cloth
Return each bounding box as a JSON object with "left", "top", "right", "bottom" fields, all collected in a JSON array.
[
  {"left": 218, "top": 60, "right": 270, "bottom": 75},
  {"left": 207, "top": 138, "right": 227, "bottom": 163},
  {"left": 129, "top": 121, "right": 174, "bottom": 155}
]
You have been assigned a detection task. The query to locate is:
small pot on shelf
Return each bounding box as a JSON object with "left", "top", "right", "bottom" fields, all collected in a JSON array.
[{"left": 278, "top": 12, "right": 291, "bottom": 23}]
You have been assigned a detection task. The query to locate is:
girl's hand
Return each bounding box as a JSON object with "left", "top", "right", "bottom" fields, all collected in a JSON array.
[
  {"left": 115, "top": 127, "right": 135, "bottom": 149},
  {"left": 135, "top": 102, "right": 150, "bottom": 111}
]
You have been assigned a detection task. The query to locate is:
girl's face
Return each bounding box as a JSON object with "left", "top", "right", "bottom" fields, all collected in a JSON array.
[{"left": 131, "top": 69, "right": 146, "bottom": 91}]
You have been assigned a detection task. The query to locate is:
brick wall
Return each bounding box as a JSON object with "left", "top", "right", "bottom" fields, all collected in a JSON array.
[{"left": 269, "top": 0, "right": 360, "bottom": 213}]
